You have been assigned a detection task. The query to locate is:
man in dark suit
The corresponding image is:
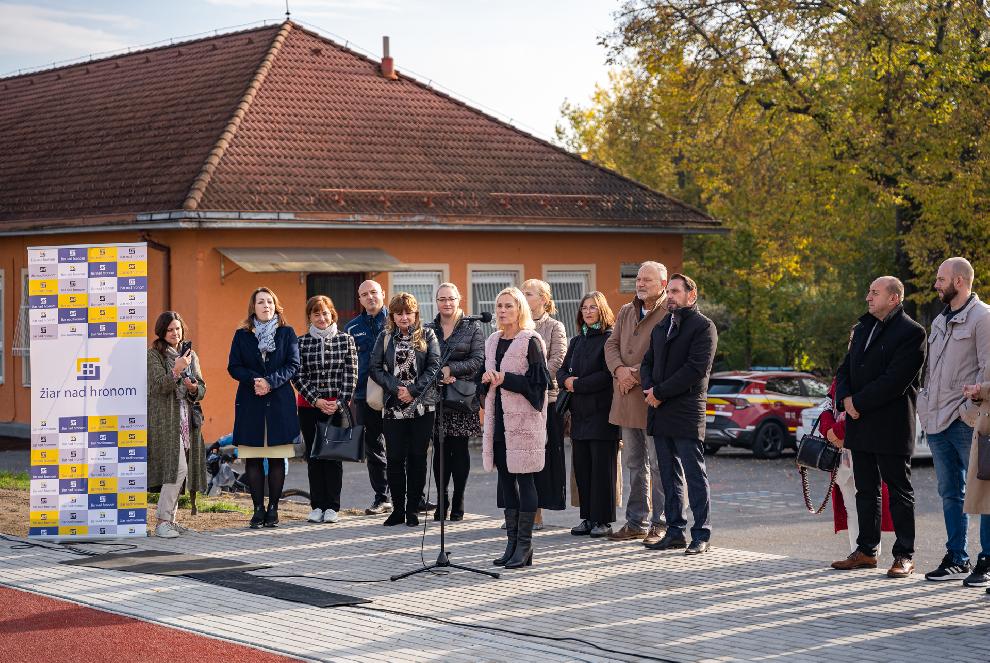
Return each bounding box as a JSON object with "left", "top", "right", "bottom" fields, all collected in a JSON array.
[
  {"left": 640, "top": 274, "right": 718, "bottom": 555},
  {"left": 833, "top": 276, "right": 927, "bottom": 578}
]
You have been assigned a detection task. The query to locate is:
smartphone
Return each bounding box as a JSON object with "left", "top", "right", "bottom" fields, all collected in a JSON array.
[{"left": 180, "top": 341, "right": 193, "bottom": 355}]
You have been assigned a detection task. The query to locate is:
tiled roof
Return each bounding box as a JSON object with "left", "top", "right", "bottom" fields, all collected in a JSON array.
[{"left": 0, "top": 22, "right": 718, "bottom": 232}]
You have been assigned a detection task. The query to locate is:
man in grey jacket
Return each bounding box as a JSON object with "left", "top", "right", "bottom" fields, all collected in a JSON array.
[{"left": 920, "top": 257, "right": 990, "bottom": 586}]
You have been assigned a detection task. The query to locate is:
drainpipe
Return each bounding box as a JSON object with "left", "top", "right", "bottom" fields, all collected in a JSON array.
[{"left": 142, "top": 234, "right": 171, "bottom": 311}]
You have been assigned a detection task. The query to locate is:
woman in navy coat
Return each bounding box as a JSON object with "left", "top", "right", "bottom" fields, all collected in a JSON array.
[{"left": 228, "top": 287, "right": 301, "bottom": 528}]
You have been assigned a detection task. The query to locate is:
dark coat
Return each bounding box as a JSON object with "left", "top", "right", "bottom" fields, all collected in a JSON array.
[
  {"left": 557, "top": 327, "right": 620, "bottom": 441},
  {"left": 227, "top": 325, "right": 301, "bottom": 446},
  {"left": 835, "top": 305, "right": 927, "bottom": 456},
  {"left": 428, "top": 314, "right": 485, "bottom": 411},
  {"left": 344, "top": 308, "right": 387, "bottom": 400},
  {"left": 641, "top": 305, "right": 718, "bottom": 441},
  {"left": 147, "top": 348, "right": 207, "bottom": 494},
  {"left": 369, "top": 326, "right": 442, "bottom": 410}
]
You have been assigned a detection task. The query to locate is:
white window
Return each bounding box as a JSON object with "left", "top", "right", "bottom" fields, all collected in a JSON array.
[
  {"left": 391, "top": 270, "right": 443, "bottom": 323},
  {"left": 546, "top": 269, "right": 592, "bottom": 338},
  {"left": 15, "top": 269, "right": 30, "bottom": 387},
  {"left": 470, "top": 268, "right": 521, "bottom": 337},
  {"left": 620, "top": 263, "right": 640, "bottom": 293}
]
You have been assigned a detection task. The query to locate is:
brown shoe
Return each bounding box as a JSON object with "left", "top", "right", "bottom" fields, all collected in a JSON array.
[
  {"left": 887, "top": 556, "right": 915, "bottom": 578},
  {"left": 831, "top": 550, "right": 878, "bottom": 570},
  {"left": 643, "top": 524, "right": 668, "bottom": 546},
  {"left": 607, "top": 523, "right": 647, "bottom": 541}
]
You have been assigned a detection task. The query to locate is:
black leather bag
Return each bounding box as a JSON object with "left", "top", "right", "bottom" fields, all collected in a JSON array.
[
  {"left": 311, "top": 407, "right": 365, "bottom": 463},
  {"left": 795, "top": 416, "right": 841, "bottom": 514},
  {"left": 555, "top": 390, "right": 572, "bottom": 415},
  {"left": 443, "top": 378, "right": 479, "bottom": 413},
  {"left": 978, "top": 434, "right": 990, "bottom": 481}
]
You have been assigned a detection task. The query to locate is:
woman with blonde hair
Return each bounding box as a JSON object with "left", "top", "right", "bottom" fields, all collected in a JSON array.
[
  {"left": 522, "top": 278, "right": 568, "bottom": 527},
  {"left": 427, "top": 283, "right": 485, "bottom": 521},
  {"left": 482, "top": 287, "right": 551, "bottom": 569},
  {"left": 369, "top": 292, "right": 442, "bottom": 526},
  {"left": 227, "top": 287, "right": 300, "bottom": 528}
]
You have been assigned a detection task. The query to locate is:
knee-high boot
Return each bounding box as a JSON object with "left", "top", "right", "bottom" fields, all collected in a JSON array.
[
  {"left": 493, "top": 508, "right": 518, "bottom": 566},
  {"left": 505, "top": 511, "right": 535, "bottom": 569}
]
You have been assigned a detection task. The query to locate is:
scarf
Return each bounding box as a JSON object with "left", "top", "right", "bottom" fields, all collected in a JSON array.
[
  {"left": 253, "top": 317, "right": 278, "bottom": 353},
  {"left": 389, "top": 332, "right": 423, "bottom": 419},
  {"left": 581, "top": 321, "right": 602, "bottom": 336},
  {"left": 165, "top": 345, "right": 191, "bottom": 450},
  {"left": 308, "top": 323, "right": 338, "bottom": 368}
]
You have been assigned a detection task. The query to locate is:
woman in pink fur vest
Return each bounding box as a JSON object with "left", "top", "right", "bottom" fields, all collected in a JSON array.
[{"left": 482, "top": 287, "right": 551, "bottom": 570}]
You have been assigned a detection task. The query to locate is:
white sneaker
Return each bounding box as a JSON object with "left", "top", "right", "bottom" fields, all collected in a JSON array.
[
  {"left": 155, "top": 522, "right": 180, "bottom": 539},
  {"left": 307, "top": 508, "right": 324, "bottom": 523},
  {"left": 322, "top": 509, "right": 339, "bottom": 523}
]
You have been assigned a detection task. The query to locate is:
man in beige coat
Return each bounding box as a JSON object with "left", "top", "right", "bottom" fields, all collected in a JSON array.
[
  {"left": 920, "top": 257, "right": 990, "bottom": 587},
  {"left": 604, "top": 261, "right": 669, "bottom": 543}
]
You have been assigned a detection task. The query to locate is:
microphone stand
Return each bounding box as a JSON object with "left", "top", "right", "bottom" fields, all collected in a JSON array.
[{"left": 391, "top": 335, "right": 500, "bottom": 581}]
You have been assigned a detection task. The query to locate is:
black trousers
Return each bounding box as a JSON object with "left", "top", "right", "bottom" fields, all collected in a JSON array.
[
  {"left": 495, "top": 437, "right": 538, "bottom": 512},
  {"left": 383, "top": 411, "right": 436, "bottom": 514},
  {"left": 433, "top": 433, "right": 470, "bottom": 512},
  {"left": 298, "top": 407, "right": 343, "bottom": 511},
  {"left": 355, "top": 399, "right": 389, "bottom": 502},
  {"left": 572, "top": 438, "right": 618, "bottom": 524},
  {"left": 851, "top": 450, "right": 915, "bottom": 558},
  {"left": 653, "top": 436, "right": 712, "bottom": 543}
]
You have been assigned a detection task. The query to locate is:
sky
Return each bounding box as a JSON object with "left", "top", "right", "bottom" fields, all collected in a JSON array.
[{"left": 0, "top": 0, "right": 625, "bottom": 143}]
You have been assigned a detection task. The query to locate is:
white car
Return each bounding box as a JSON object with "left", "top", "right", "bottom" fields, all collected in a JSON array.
[{"left": 797, "top": 400, "right": 931, "bottom": 459}]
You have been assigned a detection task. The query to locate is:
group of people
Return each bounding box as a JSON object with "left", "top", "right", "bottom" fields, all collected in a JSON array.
[
  {"left": 144, "top": 260, "right": 722, "bottom": 569},
  {"left": 823, "top": 258, "right": 990, "bottom": 591}
]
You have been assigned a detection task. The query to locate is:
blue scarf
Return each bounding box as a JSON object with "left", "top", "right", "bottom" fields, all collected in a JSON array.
[{"left": 253, "top": 317, "right": 278, "bottom": 353}]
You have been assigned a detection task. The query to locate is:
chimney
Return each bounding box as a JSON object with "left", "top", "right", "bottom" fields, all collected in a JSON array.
[{"left": 380, "top": 36, "right": 398, "bottom": 80}]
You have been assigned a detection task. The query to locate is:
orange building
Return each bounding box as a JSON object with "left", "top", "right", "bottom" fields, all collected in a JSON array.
[{"left": 0, "top": 21, "right": 720, "bottom": 441}]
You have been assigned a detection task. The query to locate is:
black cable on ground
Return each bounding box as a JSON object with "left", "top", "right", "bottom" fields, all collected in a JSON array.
[{"left": 2, "top": 533, "right": 140, "bottom": 557}]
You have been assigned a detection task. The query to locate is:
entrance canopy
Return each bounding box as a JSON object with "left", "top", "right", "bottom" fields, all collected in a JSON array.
[{"left": 217, "top": 247, "right": 410, "bottom": 274}]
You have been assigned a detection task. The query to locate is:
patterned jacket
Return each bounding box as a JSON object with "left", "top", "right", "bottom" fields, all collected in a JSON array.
[{"left": 292, "top": 332, "right": 358, "bottom": 406}]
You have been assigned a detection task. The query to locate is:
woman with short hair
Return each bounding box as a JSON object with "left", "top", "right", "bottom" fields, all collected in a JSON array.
[
  {"left": 369, "top": 292, "right": 442, "bottom": 527},
  {"left": 293, "top": 295, "right": 358, "bottom": 525},
  {"left": 482, "top": 287, "right": 551, "bottom": 569},
  {"left": 227, "top": 287, "right": 301, "bottom": 529}
]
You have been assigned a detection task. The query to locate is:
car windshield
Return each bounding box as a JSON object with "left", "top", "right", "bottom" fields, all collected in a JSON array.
[{"left": 708, "top": 380, "right": 744, "bottom": 395}]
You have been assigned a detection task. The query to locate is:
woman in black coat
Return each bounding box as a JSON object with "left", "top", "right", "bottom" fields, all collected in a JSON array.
[
  {"left": 558, "top": 292, "right": 620, "bottom": 538},
  {"left": 369, "top": 292, "right": 442, "bottom": 527},
  {"left": 428, "top": 283, "right": 485, "bottom": 521},
  {"left": 227, "top": 287, "right": 301, "bottom": 529}
]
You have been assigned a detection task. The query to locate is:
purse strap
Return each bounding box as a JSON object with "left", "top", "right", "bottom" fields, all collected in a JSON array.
[{"left": 800, "top": 465, "right": 838, "bottom": 514}]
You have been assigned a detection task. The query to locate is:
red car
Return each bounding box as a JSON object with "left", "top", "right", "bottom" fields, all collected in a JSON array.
[{"left": 704, "top": 370, "right": 829, "bottom": 458}]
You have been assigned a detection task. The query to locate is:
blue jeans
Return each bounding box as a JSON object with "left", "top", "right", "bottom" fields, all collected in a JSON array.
[{"left": 929, "top": 418, "right": 990, "bottom": 563}]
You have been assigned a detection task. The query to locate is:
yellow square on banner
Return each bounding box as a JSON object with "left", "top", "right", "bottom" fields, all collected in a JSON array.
[
  {"left": 30, "top": 449, "right": 58, "bottom": 465},
  {"left": 88, "top": 306, "right": 117, "bottom": 323},
  {"left": 119, "top": 321, "right": 147, "bottom": 337},
  {"left": 58, "top": 293, "right": 88, "bottom": 308},
  {"left": 117, "top": 260, "right": 147, "bottom": 277},
  {"left": 88, "top": 247, "right": 117, "bottom": 261},
  {"left": 118, "top": 430, "right": 147, "bottom": 446},
  {"left": 30, "top": 511, "right": 59, "bottom": 526},
  {"left": 88, "top": 416, "right": 118, "bottom": 432},
  {"left": 29, "top": 279, "right": 57, "bottom": 295},
  {"left": 119, "top": 492, "right": 147, "bottom": 508},
  {"left": 59, "top": 526, "right": 89, "bottom": 536},
  {"left": 58, "top": 464, "right": 87, "bottom": 479},
  {"left": 91, "top": 477, "right": 118, "bottom": 493}
]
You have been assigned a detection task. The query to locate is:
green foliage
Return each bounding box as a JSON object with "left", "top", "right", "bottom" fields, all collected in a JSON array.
[
  {"left": 559, "top": 1, "right": 990, "bottom": 369},
  {"left": 0, "top": 471, "right": 30, "bottom": 491}
]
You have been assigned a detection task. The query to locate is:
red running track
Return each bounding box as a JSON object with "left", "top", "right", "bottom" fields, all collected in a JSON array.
[{"left": 0, "top": 586, "right": 302, "bottom": 662}]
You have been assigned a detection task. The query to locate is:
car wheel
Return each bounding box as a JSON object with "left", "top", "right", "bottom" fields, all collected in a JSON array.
[
  {"left": 703, "top": 443, "right": 720, "bottom": 456},
  {"left": 752, "top": 421, "right": 785, "bottom": 459}
]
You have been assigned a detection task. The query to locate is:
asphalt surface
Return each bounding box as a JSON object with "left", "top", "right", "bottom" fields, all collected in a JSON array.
[{"left": 1, "top": 441, "right": 981, "bottom": 566}]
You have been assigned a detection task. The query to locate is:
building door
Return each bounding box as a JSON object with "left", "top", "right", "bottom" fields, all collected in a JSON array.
[{"left": 306, "top": 273, "right": 364, "bottom": 323}]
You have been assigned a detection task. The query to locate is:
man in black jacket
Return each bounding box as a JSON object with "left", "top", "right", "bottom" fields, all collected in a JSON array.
[
  {"left": 640, "top": 274, "right": 718, "bottom": 555},
  {"left": 833, "top": 276, "right": 927, "bottom": 578}
]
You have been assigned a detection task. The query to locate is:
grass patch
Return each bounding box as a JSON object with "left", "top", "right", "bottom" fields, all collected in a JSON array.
[
  {"left": 0, "top": 471, "right": 29, "bottom": 491},
  {"left": 147, "top": 491, "right": 249, "bottom": 514}
]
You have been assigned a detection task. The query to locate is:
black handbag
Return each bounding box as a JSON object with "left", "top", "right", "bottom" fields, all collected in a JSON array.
[
  {"left": 978, "top": 433, "right": 990, "bottom": 481},
  {"left": 311, "top": 406, "right": 365, "bottom": 463},
  {"left": 795, "top": 416, "right": 841, "bottom": 514},
  {"left": 443, "top": 378, "right": 479, "bottom": 413},
  {"left": 555, "top": 390, "right": 572, "bottom": 415}
]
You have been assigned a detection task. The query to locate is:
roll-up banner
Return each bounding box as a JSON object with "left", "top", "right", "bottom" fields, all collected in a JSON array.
[{"left": 27, "top": 243, "right": 149, "bottom": 540}]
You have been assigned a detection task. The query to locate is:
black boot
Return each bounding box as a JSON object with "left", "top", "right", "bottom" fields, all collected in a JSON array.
[
  {"left": 249, "top": 505, "right": 265, "bottom": 529},
  {"left": 433, "top": 492, "right": 449, "bottom": 521},
  {"left": 384, "top": 471, "right": 406, "bottom": 526},
  {"left": 263, "top": 503, "right": 279, "bottom": 528},
  {"left": 450, "top": 486, "right": 465, "bottom": 521},
  {"left": 505, "top": 511, "right": 535, "bottom": 569},
  {"left": 493, "top": 509, "right": 519, "bottom": 566}
]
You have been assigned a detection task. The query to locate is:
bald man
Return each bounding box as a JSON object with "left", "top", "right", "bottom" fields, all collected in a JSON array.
[
  {"left": 833, "top": 276, "right": 926, "bottom": 578},
  {"left": 920, "top": 257, "right": 990, "bottom": 586}
]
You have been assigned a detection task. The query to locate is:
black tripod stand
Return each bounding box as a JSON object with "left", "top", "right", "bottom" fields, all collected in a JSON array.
[{"left": 391, "top": 343, "right": 500, "bottom": 581}]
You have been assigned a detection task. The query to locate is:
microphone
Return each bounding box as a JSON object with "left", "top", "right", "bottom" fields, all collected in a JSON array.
[{"left": 461, "top": 311, "right": 493, "bottom": 323}]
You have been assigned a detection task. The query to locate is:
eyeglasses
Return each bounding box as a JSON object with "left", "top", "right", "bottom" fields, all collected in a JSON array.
[
  {"left": 436, "top": 297, "right": 459, "bottom": 304},
  {"left": 580, "top": 305, "right": 600, "bottom": 312}
]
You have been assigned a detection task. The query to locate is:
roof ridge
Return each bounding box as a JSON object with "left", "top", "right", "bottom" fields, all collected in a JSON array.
[{"left": 183, "top": 21, "right": 293, "bottom": 211}]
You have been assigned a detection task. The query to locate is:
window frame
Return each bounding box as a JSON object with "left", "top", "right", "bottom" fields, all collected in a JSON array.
[
  {"left": 389, "top": 265, "right": 449, "bottom": 323},
  {"left": 467, "top": 264, "right": 523, "bottom": 336},
  {"left": 542, "top": 265, "right": 596, "bottom": 338}
]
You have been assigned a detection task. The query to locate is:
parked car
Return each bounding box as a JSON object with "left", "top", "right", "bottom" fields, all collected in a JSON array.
[
  {"left": 704, "top": 371, "right": 829, "bottom": 458},
  {"left": 796, "top": 401, "right": 931, "bottom": 460}
]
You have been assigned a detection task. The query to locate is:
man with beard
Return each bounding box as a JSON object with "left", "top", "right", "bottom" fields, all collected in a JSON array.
[
  {"left": 640, "top": 274, "right": 718, "bottom": 554},
  {"left": 919, "top": 258, "right": 990, "bottom": 586}
]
